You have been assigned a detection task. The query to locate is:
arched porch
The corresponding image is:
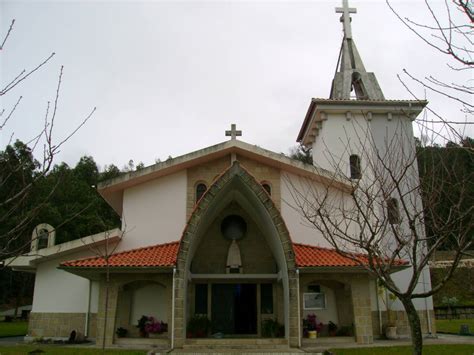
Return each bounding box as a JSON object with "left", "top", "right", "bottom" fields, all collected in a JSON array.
[{"left": 173, "top": 162, "right": 299, "bottom": 348}]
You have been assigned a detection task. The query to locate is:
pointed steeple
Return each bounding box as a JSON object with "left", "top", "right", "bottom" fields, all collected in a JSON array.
[{"left": 330, "top": 0, "right": 385, "bottom": 100}]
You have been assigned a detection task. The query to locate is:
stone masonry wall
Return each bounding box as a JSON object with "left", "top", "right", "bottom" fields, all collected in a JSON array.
[
  {"left": 371, "top": 309, "right": 436, "bottom": 337},
  {"left": 191, "top": 203, "right": 276, "bottom": 274},
  {"left": 96, "top": 273, "right": 172, "bottom": 347},
  {"left": 186, "top": 155, "right": 281, "bottom": 219},
  {"left": 28, "top": 312, "right": 97, "bottom": 338}
]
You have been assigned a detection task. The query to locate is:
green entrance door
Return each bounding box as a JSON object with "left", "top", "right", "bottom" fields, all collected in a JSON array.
[{"left": 211, "top": 284, "right": 257, "bottom": 335}]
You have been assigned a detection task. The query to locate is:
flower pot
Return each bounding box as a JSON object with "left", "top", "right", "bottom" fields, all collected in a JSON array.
[
  {"left": 149, "top": 332, "right": 161, "bottom": 338},
  {"left": 385, "top": 326, "right": 398, "bottom": 339},
  {"left": 308, "top": 330, "right": 317, "bottom": 339}
]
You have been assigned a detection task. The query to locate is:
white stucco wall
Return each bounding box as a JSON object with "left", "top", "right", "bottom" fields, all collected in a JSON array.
[
  {"left": 90, "top": 281, "right": 100, "bottom": 313},
  {"left": 311, "top": 111, "right": 434, "bottom": 313},
  {"left": 32, "top": 252, "right": 99, "bottom": 313},
  {"left": 120, "top": 170, "right": 187, "bottom": 250},
  {"left": 280, "top": 172, "right": 331, "bottom": 247},
  {"left": 130, "top": 284, "right": 167, "bottom": 325},
  {"left": 312, "top": 113, "right": 374, "bottom": 178}
]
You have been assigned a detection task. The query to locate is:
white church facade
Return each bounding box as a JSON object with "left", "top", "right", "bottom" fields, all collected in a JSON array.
[{"left": 6, "top": 1, "right": 435, "bottom": 350}]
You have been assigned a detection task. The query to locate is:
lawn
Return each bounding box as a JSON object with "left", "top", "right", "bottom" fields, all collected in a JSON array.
[
  {"left": 331, "top": 344, "right": 474, "bottom": 355},
  {"left": 0, "top": 346, "right": 146, "bottom": 355},
  {"left": 436, "top": 318, "right": 474, "bottom": 334},
  {"left": 0, "top": 321, "right": 28, "bottom": 337}
]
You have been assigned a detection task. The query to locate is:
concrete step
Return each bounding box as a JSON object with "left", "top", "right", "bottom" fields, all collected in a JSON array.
[
  {"left": 168, "top": 350, "right": 306, "bottom": 354},
  {"left": 183, "top": 338, "right": 288, "bottom": 349}
]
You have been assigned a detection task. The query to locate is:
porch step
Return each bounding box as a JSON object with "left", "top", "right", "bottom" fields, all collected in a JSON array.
[
  {"left": 114, "top": 337, "right": 169, "bottom": 348},
  {"left": 169, "top": 350, "right": 305, "bottom": 354},
  {"left": 302, "top": 336, "right": 355, "bottom": 345},
  {"left": 183, "top": 338, "right": 289, "bottom": 350}
]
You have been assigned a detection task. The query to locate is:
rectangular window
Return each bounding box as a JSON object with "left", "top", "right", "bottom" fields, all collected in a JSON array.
[
  {"left": 350, "top": 154, "right": 362, "bottom": 179},
  {"left": 261, "top": 283, "right": 273, "bottom": 314},
  {"left": 303, "top": 292, "right": 326, "bottom": 310},
  {"left": 195, "top": 284, "right": 208, "bottom": 314},
  {"left": 387, "top": 198, "right": 401, "bottom": 224}
]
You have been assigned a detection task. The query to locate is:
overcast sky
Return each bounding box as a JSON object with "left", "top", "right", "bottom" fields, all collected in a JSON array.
[{"left": 1, "top": 0, "right": 472, "bottom": 170}]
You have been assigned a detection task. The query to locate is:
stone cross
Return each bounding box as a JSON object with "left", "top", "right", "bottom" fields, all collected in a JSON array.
[
  {"left": 225, "top": 123, "right": 242, "bottom": 140},
  {"left": 336, "top": 0, "right": 357, "bottom": 39}
]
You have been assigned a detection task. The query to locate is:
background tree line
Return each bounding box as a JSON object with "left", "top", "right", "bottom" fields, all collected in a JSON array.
[{"left": 0, "top": 139, "right": 126, "bottom": 311}]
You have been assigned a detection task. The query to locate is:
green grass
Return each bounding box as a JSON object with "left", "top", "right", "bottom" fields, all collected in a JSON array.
[
  {"left": 330, "top": 344, "right": 474, "bottom": 355},
  {"left": 436, "top": 318, "right": 474, "bottom": 334},
  {"left": 0, "top": 322, "right": 28, "bottom": 338},
  {"left": 0, "top": 346, "right": 146, "bottom": 355}
]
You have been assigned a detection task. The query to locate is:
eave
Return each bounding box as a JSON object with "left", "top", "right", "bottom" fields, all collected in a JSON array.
[
  {"left": 298, "top": 265, "right": 409, "bottom": 274},
  {"left": 3, "top": 228, "right": 122, "bottom": 272},
  {"left": 57, "top": 266, "right": 173, "bottom": 280},
  {"left": 98, "top": 139, "right": 351, "bottom": 215},
  {"left": 297, "top": 98, "right": 428, "bottom": 147}
]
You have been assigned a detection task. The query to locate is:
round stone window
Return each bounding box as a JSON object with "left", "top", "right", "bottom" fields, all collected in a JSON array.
[{"left": 221, "top": 215, "right": 247, "bottom": 241}]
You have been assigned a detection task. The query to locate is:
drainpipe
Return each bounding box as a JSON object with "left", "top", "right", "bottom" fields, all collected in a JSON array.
[
  {"left": 171, "top": 267, "right": 176, "bottom": 350},
  {"left": 421, "top": 268, "right": 433, "bottom": 335},
  {"left": 375, "top": 282, "right": 383, "bottom": 336},
  {"left": 85, "top": 280, "right": 92, "bottom": 337},
  {"left": 296, "top": 269, "right": 301, "bottom": 348}
]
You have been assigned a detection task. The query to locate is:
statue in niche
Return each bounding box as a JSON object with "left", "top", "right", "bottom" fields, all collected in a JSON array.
[{"left": 221, "top": 214, "right": 247, "bottom": 274}]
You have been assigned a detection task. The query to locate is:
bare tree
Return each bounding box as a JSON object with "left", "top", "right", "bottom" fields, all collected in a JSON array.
[
  {"left": 386, "top": 0, "right": 473, "bottom": 143},
  {"left": 78, "top": 225, "right": 125, "bottom": 350},
  {"left": 285, "top": 115, "right": 473, "bottom": 355},
  {"left": 0, "top": 20, "right": 95, "bottom": 259}
]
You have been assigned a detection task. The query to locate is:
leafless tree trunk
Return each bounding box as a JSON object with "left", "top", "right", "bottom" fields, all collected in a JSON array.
[{"left": 81, "top": 222, "right": 125, "bottom": 351}]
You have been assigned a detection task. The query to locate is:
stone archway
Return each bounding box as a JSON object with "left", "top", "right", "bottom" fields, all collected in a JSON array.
[
  {"left": 173, "top": 161, "right": 299, "bottom": 348},
  {"left": 115, "top": 280, "right": 168, "bottom": 338}
]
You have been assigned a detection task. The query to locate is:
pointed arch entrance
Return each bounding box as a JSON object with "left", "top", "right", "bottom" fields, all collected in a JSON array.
[{"left": 173, "top": 161, "right": 299, "bottom": 347}]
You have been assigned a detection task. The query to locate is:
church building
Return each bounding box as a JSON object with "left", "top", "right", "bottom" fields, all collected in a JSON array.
[{"left": 6, "top": 1, "right": 435, "bottom": 351}]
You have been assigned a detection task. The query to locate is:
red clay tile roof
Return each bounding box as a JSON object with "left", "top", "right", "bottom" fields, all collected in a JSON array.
[
  {"left": 293, "top": 243, "right": 408, "bottom": 267},
  {"left": 60, "top": 241, "right": 407, "bottom": 269},
  {"left": 60, "top": 241, "right": 179, "bottom": 268}
]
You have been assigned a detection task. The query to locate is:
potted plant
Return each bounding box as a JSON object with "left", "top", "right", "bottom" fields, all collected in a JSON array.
[
  {"left": 187, "top": 315, "right": 211, "bottom": 338},
  {"left": 328, "top": 321, "right": 338, "bottom": 336},
  {"left": 137, "top": 315, "right": 149, "bottom": 337},
  {"left": 145, "top": 317, "right": 166, "bottom": 338},
  {"left": 115, "top": 327, "right": 128, "bottom": 338},
  {"left": 304, "top": 314, "right": 323, "bottom": 339},
  {"left": 136, "top": 315, "right": 167, "bottom": 338},
  {"left": 378, "top": 283, "right": 398, "bottom": 339},
  {"left": 262, "top": 319, "right": 284, "bottom": 338}
]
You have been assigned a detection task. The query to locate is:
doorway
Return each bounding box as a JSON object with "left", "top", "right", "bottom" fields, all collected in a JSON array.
[{"left": 211, "top": 284, "right": 257, "bottom": 335}]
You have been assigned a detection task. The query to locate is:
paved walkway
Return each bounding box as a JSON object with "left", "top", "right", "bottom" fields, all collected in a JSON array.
[
  {"left": 1, "top": 334, "right": 473, "bottom": 354},
  {"left": 0, "top": 336, "right": 24, "bottom": 345},
  {"left": 303, "top": 334, "right": 474, "bottom": 352}
]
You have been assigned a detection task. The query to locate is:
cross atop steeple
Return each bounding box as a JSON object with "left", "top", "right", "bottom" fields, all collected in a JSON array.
[
  {"left": 330, "top": 0, "right": 385, "bottom": 100},
  {"left": 225, "top": 124, "right": 242, "bottom": 140},
  {"left": 335, "top": 0, "right": 357, "bottom": 39}
]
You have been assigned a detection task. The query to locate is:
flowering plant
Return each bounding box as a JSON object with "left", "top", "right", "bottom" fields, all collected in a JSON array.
[
  {"left": 145, "top": 317, "right": 163, "bottom": 334},
  {"left": 304, "top": 313, "right": 323, "bottom": 332},
  {"left": 137, "top": 315, "right": 167, "bottom": 335}
]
